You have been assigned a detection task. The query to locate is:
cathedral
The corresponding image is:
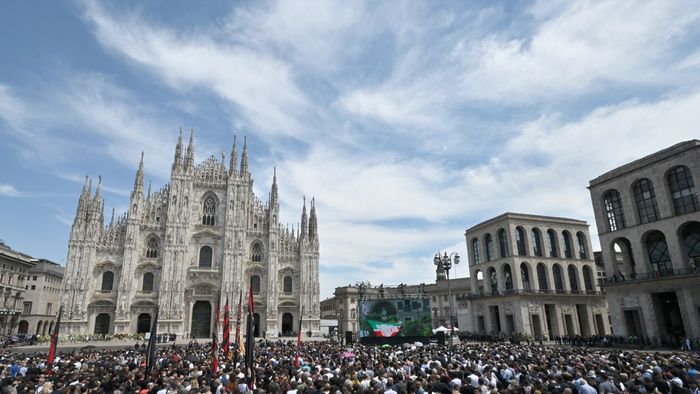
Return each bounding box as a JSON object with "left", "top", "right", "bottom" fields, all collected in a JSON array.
[{"left": 60, "top": 130, "right": 321, "bottom": 338}]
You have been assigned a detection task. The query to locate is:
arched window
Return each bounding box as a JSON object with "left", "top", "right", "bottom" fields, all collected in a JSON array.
[
  {"left": 202, "top": 194, "right": 217, "bottom": 225},
  {"left": 283, "top": 276, "right": 292, "bottom": 294},
  {"left": 547, "top": 229, "right": 558, "bottom": 257},
  {"left": 520, "top": 263, "right": 531, "bottom": 291},
  {"left": 471, "top": 238, "right": 481, "bottom": 265},
  {"left": 576, "top": 232, "right": 587, "bottom": 259},
  {"left": 603, "top": 190, "right": 625, "bottom": 231},
  {"left": 531, "top": 228, "right": 543, "bottom": 257},
  {"left": 562, "top": 231, "right": 573, "bottom": 259},
  {"left": 498, "top": 229, "right": 509, "bottom": 258},
  {"left": 142, "top": 272, "right": 154, "bottom": 292},
  {"left": 668, "top": 166, "right": 699, "bottom": 215},
  {"left": 503, "top": 265, "right": 513, "bottom": 291},
  {"left": 199, "top": 246, "right": 213, "bottom": 268},
  {"left": 145, "top": 237, "right": 159, "bottom": 258},
  {"left": 484, "top": 234, "right": 494, "bottom": 261},
  {"left": 568, "top": 265, "right": 579, "bottom": 292},
  {"left": 101, "top": 271, "right": 114, "bottom": 291},
  {"left": 488, "top": 268, "right": 498, "bottom": 293},
  {"left": 633, "top": 179, "right": 659, "bottom": 223},
  {"left": 250, "top": 275, "right": 261, "bottom": 294},
  {"left": 645, "top": 231, "right": 672, "bottom": 274},
  {"left": 251, "top": 243, "right": 262, "bottom": 262},
  {"left": 537, "top": 263, "right": 548, "bottom": 291},
  {"left": 515, "top": 227, "right": 527, "bottom": 256},
  {"left": 553, "top": 264, "right": 564, "bottom": 293},
  {"left": 681, "top": 222, "right": 700, "bottom": 266},
  {"left": 582, "top": 266, "right": 594, "bottom": 292}
]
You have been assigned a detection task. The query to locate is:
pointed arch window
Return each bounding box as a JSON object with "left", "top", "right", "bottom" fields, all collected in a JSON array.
[
  {"left": 484, "top": 234, "right": 494, "bottom": 261},
  {"left": 515, "top": 227, "right": 527, "bottom": 256},
  {"left": 498, "top": 229, "right": 509, "bottom": 258},
  {"left": 283, "top": 276, "right": 292, "bottom": 294},
  {"left": 531, "top": 228, "right": 543, "bottom": 257},
  {"left": 101, "top": 271, "right": 114, "bottom": 291},
  {"left": 471, "top": 238, "right": 481, "bottom": 265},
  {"left": 576, "top": 232, "right": 587, "bottom": 259},
  {"left": 251, "top": 243, "right": 262, "bottom": 262},
  {"left": 603, "top": 190, "right": 625, "bottom": 231},
  {"left": 145, "top": 237, "right": 159, "bottom": 258},
  {"left": 250, "top": 275, "right": 261, "bottom": 294},
  {"left": 668, "top": 166, "right": 699, "bottom": 215},
  {"left": 142, "top": 272, "right": 154, "bottom": 292},
  {"left": 202, "top": 194, "right": 217, "bottom": 225},
  {"left": 633, "top": 179, "right": 659, "bottom": 223}
]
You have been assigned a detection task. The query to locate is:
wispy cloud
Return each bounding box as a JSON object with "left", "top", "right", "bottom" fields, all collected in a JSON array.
[
  {"left": 82, "top": 1, "right": 311, "bottom": 139},
  {"left": 0, "top": 184, "right": 25, "bottom": 197}
]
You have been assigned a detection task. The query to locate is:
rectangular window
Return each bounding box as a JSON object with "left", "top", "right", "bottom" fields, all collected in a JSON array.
[
  {"left": 23, "top": 302, "right": 32, "bottom": 314},
  {"left": 46, "top": 303, "right": 52, "bottom": 315},
  {"left": 30, "top": 285, "right": 35, "bottom": 290},
  {"left": 32, "top": 276, "right": 37, "bottom": 281}
]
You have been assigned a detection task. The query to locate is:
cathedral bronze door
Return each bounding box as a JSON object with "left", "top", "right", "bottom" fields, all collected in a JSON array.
[
  {"left": 137, "top": 313, "right": 151, "bottom": 334},
  {"left": 95, "top": 313, "right": 110, "bottom": 335},
  {"left": 191, "top": 301, "right": 212, "bottom": 338},
  {"left": 282, "top": 313, "right": 293, "bottom": 335}
]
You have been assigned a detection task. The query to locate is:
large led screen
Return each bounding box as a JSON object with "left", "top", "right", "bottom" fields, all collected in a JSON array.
[{"left": 358, "top": 298, "right": 432, "bottom": 338}]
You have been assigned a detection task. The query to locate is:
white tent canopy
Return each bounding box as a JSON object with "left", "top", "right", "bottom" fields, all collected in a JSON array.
[{"left": 432, "top": 326, "right": 459, "bottom": 334}]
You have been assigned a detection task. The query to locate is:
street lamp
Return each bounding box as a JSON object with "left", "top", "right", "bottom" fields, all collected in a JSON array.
[{"left": 434, "top": 251, "right": 460, "bottom": 333}]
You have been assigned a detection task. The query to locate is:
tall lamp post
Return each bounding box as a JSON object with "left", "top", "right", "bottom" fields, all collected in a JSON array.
[{"left": 434, "top": 251, "right": 460, "bottom": 333}]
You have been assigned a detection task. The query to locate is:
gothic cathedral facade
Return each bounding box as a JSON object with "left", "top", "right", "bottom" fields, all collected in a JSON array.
[{"left": 60, "top": 131, "right": 321, "bottom": 338}]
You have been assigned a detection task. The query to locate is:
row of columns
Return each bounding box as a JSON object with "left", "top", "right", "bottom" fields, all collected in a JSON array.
[{"left": 474, "top": 262, "right": 595, "bottom": 294}]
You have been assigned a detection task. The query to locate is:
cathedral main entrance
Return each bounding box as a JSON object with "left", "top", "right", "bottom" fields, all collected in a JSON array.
[{"left": 191, "top": 301, "right": 212, "bottom": 338}]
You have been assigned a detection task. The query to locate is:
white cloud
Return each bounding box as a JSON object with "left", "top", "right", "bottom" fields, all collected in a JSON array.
[
  {"left": 339, "top": 0, "right": 700, "bottom": 127},
  {"left": 82, "top": 1, "right": 311, "bottom": 138},
  {"left": 0, "top": 184, "right": 24, "bottom": 197}
]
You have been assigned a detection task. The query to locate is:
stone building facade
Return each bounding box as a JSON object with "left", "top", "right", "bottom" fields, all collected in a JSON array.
[
  {"left": 60, "top": 131, "right": 321, "bottom": 338},
  {"left": 589, "top": 140, "right": 700, "bottom": 339},
  {"left": 19, "top": 259, "right": 64, "bottom": 336},
  {"left": 0, "top": 242, "right": 33, "bottom": 335},
  {"left": 463, "top": 213, "right": 610, "bottom": 339}
]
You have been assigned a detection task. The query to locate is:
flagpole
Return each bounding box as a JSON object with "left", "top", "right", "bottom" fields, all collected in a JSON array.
[
  {"left": 294, "top": 306, "right": 303, "bottom": 367},
  {"left": 146, "top": 306, "right": 159, "bottom": 375}
]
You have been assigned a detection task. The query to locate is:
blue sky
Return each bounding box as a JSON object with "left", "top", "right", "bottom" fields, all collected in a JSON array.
[{"left": 1, "top": 1, "right": 700, "bottom": 298}]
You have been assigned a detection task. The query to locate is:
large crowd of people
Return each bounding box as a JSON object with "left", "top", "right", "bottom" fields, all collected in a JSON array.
[{"left": 0, "top": 337, "right": 698, "bottom": 393}]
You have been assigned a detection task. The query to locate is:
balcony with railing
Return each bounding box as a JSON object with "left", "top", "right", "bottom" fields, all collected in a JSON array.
[
  {"left": 602, "top": 267, "right": 700, "bottom": 286},
  {"left": 465, "top": 288, "right": 603, "bottom": 300}
]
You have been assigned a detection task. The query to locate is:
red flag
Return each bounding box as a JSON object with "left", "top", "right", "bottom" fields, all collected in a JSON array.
[
  {"left": 223, "top": 296, "right": 230, "bottom": 356},
  {"left": 294, "top": 307, "right": 304, "bottom": 367},
  {"left": 245, "top": 286, "right": 255, "bottom": 389},
  {"left": 212, "top": 301, "right": 220, "bottom": 374},
  {"left": 47, "top": 305, "right": 63, "bottom": 366}
]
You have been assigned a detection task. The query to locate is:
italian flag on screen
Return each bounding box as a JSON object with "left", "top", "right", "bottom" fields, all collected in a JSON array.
[{"left": 367, "top": 319, "right": 402, "bottom": 337}]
